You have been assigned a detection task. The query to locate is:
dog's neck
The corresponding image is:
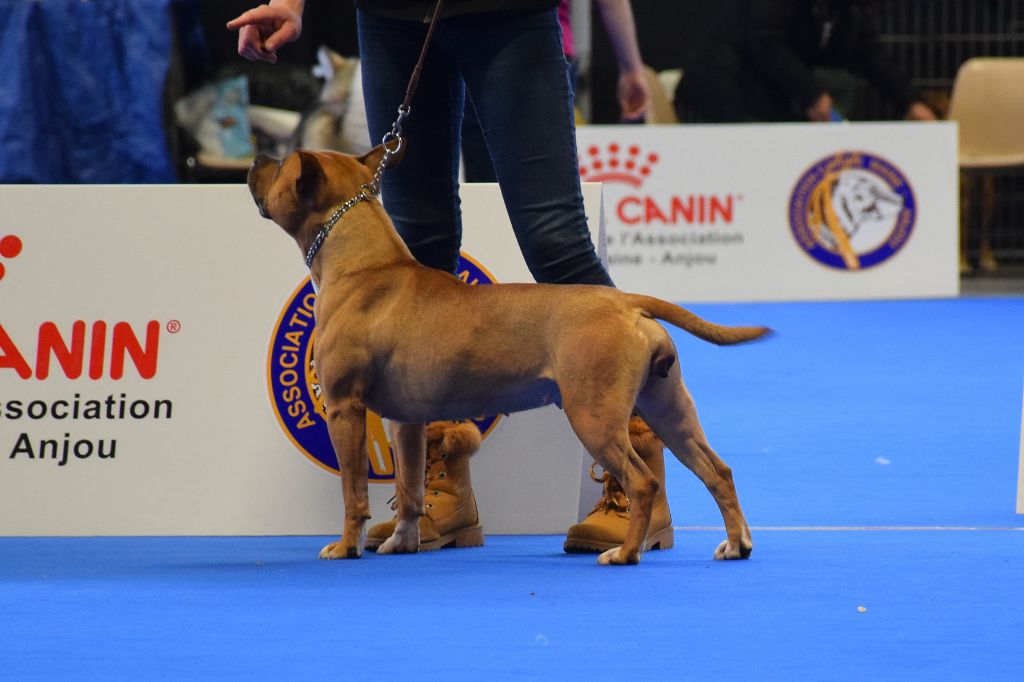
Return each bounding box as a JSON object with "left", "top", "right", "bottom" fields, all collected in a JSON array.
[
  {"left": 304, "top": 186, "right": 375, "bottom": 269},
  {"left": 303, "top": 191, "right": 418, "bottom": 290}
]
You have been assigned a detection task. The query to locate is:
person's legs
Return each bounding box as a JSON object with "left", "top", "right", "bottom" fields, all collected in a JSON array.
[
  {"left": 442, "top": 11, "right": 670, "bottom": 553},
  {"left": 358, "top": 10, "right": 665, "bottom": 554},
  {"left": 444, "top": 10, "right": 613, "bottom": 286},
  {"left": 357, "top": 10, "right": 465, "bottom": 275},
  {"left": 358, "top": 12, "right": 485, "bottom": 551},
  {"left": 461, "top": 97, "right": 498, "bottom": 183}
]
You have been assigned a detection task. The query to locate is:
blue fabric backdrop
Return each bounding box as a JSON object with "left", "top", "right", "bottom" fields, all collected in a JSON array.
[{"left": 0, "top": 0, "right": 176, "bottom": 183}]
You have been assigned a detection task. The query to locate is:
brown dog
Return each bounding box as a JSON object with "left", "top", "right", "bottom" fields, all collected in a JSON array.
[{"left": 247, "top": 146, "right": 770, "bottom": 565}]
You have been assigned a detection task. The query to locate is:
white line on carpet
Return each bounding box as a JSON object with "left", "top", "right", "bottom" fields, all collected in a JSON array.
[{"left": 677, "top": 526, "right": 1024, "bottom": 531}]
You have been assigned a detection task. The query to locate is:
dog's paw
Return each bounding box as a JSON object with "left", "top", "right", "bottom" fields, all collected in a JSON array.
[
  {"left": 713, "top": 538, "right": 753, "bottom": 560},
  {"left": 319, "top": 540, "right": 362, "bottom": 560},
  {"left": 596, "top": 546, "right": 640, "bottom": 566},
  {"left": 376, "top": 522, "right": 419, "bottom": 554}
]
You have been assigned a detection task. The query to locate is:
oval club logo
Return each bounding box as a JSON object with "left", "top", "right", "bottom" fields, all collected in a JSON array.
[
  {"left": 267, "top": 253, "right": 502, "bottom": 480},
  {"left": 789, "top": 151, "right": 916, "bottom": 271}
]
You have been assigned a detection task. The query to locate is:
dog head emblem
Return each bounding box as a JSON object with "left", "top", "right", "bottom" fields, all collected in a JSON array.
[
  {"left": 825, "top": 169, "right": 904, "bottom": 248},
  {"left": 789, "top": 152, "right": 916, "bottom": 271}
]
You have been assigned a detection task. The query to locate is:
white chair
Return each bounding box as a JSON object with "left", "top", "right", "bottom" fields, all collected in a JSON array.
[{"left": 948, "top": 58, "right": 1024, "bottom": 273}]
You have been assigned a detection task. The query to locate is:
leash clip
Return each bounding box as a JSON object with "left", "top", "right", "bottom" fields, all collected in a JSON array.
[
  {"left": 382, "top": 103, "right": 410, "bottom": 155},
  {"left": 369, "top": 104, "right": 410, "bottom": 196},
  {"left": 392, "top": 104, "right": 410, "bottom": 136}
]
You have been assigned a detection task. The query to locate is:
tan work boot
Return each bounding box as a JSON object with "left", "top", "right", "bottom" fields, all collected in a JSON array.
[
  {"left": 563, "top": 416, "right": 674, "bottom": 553},
  {"left": 366, "top": 421, "right": 485, "bottom": 552}
]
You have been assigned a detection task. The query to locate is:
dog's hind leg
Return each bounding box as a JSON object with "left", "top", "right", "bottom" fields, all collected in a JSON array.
[
  {"left": 636, "top": 362, "right": 752, "bottom": 561},
  {"left": 557, "top": 335, "right": 662, "bottom": 565},
  {"left": 377, "top": 421, "right": 426, "bottom": 554},
  {"left": 319, "top": 398, "right": 372, "bottom": 560},
  {"left": 562, "top": 393, "right": 657, "bottom": 565}
]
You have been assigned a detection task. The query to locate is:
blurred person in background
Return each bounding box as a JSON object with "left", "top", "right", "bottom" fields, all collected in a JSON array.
[{"left": 674, "top": 0, "right": 937, "bottom": 123}]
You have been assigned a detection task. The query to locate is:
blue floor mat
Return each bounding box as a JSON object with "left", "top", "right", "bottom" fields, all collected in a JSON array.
[
  {"left": 663, "top": 298, "right": 1024, "bottom": 528},
  {"left": 1, "top": 532, "right": 1022, "bottom": 680}
]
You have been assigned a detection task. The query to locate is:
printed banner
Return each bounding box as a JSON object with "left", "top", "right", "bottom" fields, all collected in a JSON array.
[
  {"left": 576, "top": 122, "right": 958, "bottom": 301},
  {"left": 0, "top": 183, "right": 603, "bottom": 535}
]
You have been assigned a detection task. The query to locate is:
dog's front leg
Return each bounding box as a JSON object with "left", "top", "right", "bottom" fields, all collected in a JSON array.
[
  {"left": 377, "top": 421, "right": 426, "bottom": 554},
  {"left": 319, "top": 398, "right": 371, "bottom": 560}
]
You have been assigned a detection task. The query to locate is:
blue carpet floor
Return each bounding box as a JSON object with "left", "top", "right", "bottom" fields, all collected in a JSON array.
[
  {"left": 1, "top": 532, "right": 1023, "bottom": 680},
  {"left": 670, "top": 298, "right": 1024, "bottom": 529},
  {"left": 2, "top": 297, "right": 1022, "bottom": 679}
]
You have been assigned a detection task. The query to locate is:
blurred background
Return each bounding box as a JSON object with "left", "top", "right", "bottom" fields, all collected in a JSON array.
[{"left": 0, "top": 0, "right": 1020, "bottom": 283}]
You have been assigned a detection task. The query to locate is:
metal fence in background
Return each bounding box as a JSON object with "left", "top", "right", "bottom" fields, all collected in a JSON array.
[
  {"left": 878, "top": 0, "right": 1024, "bottom": 91},
  {"left": 871, "top": 0, "right": 1024, "bottom": 263}
]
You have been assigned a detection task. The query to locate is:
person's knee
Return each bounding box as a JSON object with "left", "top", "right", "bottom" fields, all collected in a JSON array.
[{"left": 529, "top": 249, "right": 614, "bottom": 287}]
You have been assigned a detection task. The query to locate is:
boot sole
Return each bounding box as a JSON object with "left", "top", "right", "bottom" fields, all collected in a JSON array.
[
  {"left": 420, "top": 524, "right": 485, "bottom": 552},
  {"left": 367, "top": 524, "right": 485, "bottom": 553},
  {"left": 563, "top": 525, "right": 675, "bottom": 554}
]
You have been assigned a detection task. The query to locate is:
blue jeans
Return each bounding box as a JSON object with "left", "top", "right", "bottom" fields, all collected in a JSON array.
[{"left": 357, "top": 9, "right": 613, "bottom": 286}]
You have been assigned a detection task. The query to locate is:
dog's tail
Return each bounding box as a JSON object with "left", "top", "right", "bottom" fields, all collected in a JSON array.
[{"left": 630, "top": 295, "right": 773, "bottom": 346}]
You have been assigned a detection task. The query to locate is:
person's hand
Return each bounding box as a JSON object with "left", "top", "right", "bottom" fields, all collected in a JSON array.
[
  {"left": 617, "top": 68, "right": 651, "bottom": 121},
  {"left": 226, "top": 2, "right": 303, "bottom": 63},
  {"left": 805, "top": 92, "right": 834, "bottom": 122},
  {"left": 905, "top": 101, "right": 938, "bottom": 121}
]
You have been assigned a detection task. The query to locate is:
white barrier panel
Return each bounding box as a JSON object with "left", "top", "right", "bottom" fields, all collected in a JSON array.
[
  {"left": 576, "top": 122, "right": 959, "bottom": 302},
  {"left": 0, "top": 183, "right": 604, "bottom": 536},
  {"left": 1017, "top": 384, "right": 1024, "bottom": 514}
]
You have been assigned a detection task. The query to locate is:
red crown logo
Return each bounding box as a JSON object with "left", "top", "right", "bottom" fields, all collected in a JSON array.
[
  {"left": 579, "top": 143, "right": 659, "bottom": 187},
  {"left": 0, "top": 235, "right": 23, "bottom": 281}
]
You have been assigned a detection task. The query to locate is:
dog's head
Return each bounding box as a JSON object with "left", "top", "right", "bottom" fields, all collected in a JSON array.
[{"left": 246, "top": 145, "right": 400, "bottom": 241}]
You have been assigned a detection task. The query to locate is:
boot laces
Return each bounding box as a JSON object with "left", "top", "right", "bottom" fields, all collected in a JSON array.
[
  {"left": 425, "top": 450, "right": 448, "bottom": 485},
  {"left": 384, "top": 451, "right": 452, "bottom": 513},
  {"left": 587, "top": 462, "right": 630, "bottom": 515}
]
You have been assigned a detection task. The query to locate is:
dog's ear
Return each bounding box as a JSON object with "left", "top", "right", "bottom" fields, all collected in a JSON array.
[
  {"left": 358, "top": 143, "right": 405, "bottom": 174},
  {"left": 295, "top": 151, "right": 326, "bottom": 208}
]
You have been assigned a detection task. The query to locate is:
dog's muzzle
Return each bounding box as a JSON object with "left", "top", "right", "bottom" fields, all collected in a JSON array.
[
  {"left": 248, "top": 154, "right": 279, "bottom": 219},
  {"left": 256, "top": 199, "right": 271, "bottom": 220}
]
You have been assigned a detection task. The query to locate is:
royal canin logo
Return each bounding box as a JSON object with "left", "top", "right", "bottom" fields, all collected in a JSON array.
[
  {"left": 0, "top": 234, "right": 163, "bottom": 380},
  {"left": 579, "top": 143, "right": 737, "bottom": 226}
]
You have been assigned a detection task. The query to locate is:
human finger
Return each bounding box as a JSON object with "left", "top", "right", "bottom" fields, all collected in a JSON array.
[
  {"left": 237, "top": 25, "right": 278, "bottom": 63},
  {"left": 226, "top": 5, "right": 274, "bottom": 31}
]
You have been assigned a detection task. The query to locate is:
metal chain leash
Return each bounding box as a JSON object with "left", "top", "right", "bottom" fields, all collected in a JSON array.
[
  {"left": 364, "top": 104, "right": 410, "bottom": 197},
  {"left": 306, "top": 0, "right": 445, "bottom": 268}
]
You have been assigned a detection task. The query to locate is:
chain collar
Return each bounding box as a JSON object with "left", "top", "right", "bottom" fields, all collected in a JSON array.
[
  {"left": 302, "top": 130, "right": 404, "bottom": 271},
  {"left": 304, "top": 184, "right": 377, "bottom": 269}
]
